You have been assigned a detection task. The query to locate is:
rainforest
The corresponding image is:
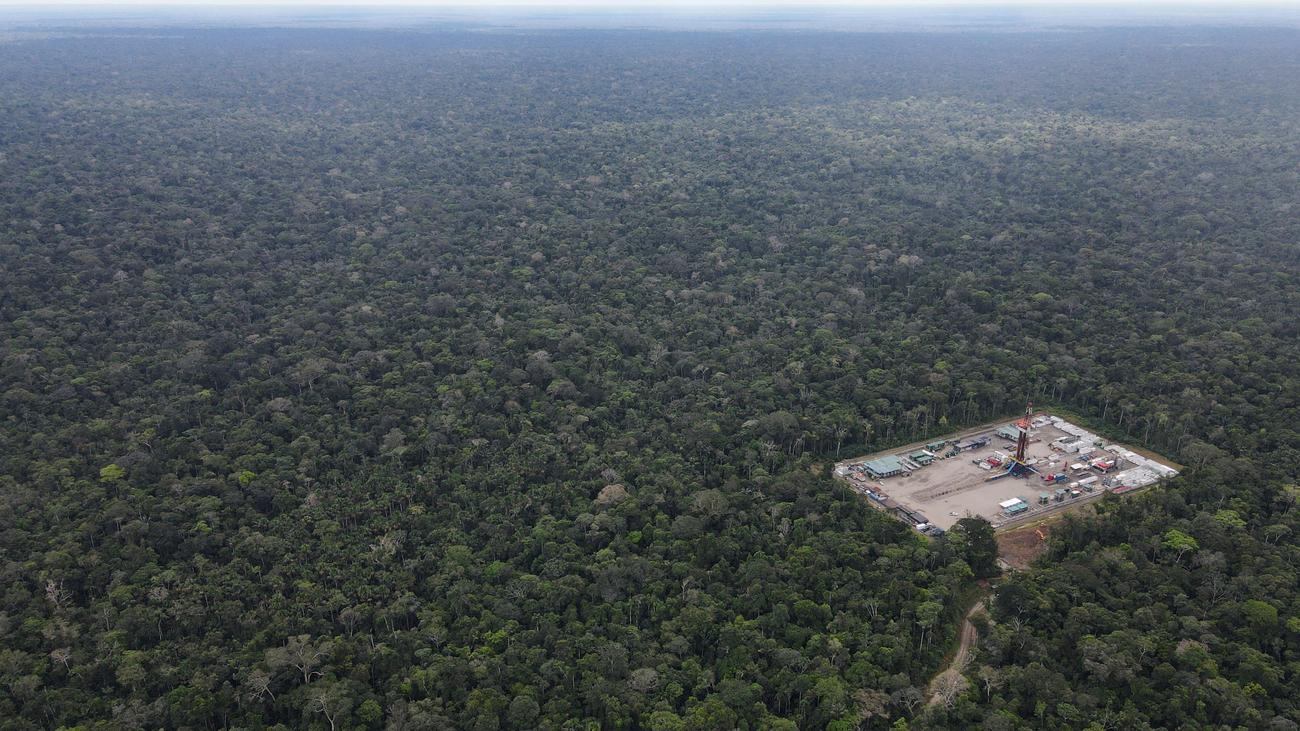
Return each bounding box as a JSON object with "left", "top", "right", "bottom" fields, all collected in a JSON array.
[{"left": 1, "top": 17, "right": 1298, "bottom": 731}]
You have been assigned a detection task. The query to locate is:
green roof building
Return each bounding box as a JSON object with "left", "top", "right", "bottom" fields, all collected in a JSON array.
[
  {"left": 996, "top": 425, "right": 1026, "bottom": 441},
  {"left": 863, "top": 456, "right": 906, "bottom": 478}
]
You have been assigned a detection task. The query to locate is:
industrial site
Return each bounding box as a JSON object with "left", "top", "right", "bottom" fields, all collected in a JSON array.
[{"left": 835, "top": 408, "right": 1179, "bottom": 535}]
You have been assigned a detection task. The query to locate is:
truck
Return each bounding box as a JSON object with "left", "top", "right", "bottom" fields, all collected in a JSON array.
[{"left": 1042, "top": 472, "right": 1068, "bottom": 483}]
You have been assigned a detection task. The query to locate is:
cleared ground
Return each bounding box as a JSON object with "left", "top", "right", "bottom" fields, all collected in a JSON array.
[
  {"left": 996, "top": 520, "right": 1057, "bottom": 570},
  {"left": 836, "top": 414, "right": 1175, "bottom": 532}
]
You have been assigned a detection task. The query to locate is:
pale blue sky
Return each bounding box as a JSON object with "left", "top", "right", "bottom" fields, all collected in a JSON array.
[{"left": 1, "top": 0, "right": 1293, "bottom": 6}]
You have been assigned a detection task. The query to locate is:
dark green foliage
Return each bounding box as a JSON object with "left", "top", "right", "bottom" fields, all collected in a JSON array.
[
  {"left": 0, "top": 22, "right": 1298, "bottom": 731},
  {"left": 921, "top": 468, "right": 1300, "bottom": 730},
  {"left": 948, "top": 518, "right": 1000, "bottom": 581}
]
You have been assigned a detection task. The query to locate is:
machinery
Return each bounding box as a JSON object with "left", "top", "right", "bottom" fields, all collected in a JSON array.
[{"left": 986, "top": 401, "right": 1040, "bottom": 480}]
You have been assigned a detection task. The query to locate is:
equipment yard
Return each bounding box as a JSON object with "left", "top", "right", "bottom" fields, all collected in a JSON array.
[{"left": 835, "top": 410, "right": 1179, "bottom": 534}]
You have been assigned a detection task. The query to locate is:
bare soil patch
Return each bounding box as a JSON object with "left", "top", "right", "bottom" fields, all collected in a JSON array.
[{"left": 997, "top": 520, "right": 1055, "bottom": 570}]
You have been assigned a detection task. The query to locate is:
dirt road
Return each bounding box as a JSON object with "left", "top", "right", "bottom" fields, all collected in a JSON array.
[{"left": 925, "top": 598, "right": 985, "bottom": 707}]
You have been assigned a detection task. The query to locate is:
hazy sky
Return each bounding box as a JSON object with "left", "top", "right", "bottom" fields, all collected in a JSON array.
[{"left": 0, "top": 0, "right": 1291, "bottom": 6}]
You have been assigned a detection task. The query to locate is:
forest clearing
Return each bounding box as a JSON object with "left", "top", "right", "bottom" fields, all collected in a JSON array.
[
  {"left": 836, "top": 412, "right": 1179, "bottom": 533},
  {"left": 995, "top": 519, "right": 1059, "bottom": 570}
]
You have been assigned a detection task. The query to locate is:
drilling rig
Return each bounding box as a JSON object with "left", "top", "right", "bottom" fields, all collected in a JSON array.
[{"left": 986, "top": 401, "right": 1039, "bottom": 480}]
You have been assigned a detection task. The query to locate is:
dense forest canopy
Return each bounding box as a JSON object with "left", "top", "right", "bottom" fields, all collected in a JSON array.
[{"left": 0, "top": 21, "right": 1298, "bottom": 731}]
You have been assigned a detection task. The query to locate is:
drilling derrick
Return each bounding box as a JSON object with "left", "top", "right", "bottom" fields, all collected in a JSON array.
[
  {"left": 1014, "top": 401, "right": 1032, "bottom": 464},
  {"left": 986, "top": 400, "right": 1039, "bottom": 481},
  {"left": 1004, "top": 400, "right": 1038, "bottom": 477}
]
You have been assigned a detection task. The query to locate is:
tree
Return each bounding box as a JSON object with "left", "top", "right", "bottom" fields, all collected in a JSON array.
[
  {"left": 1161, "top": 529, "right": 1199, "bottom": 564},
  {"left": 853, "top": 688, "right": 890, "bottom": 724},
  {"left": 50, "top": 647, "right": 72, "bottom": 671},
  {"left": 977, "top": 665, "right": 1003, "bottom": 701},
  {"left": 243, "top": 669, "right": 276, "bottom": 702},
  {"left": 646, "top": 711, "right": 686, "bottom": 731},
  {"left": 1241, "top": 600, "right": 1279, "bottom": 638},
  {"left": 357, "top": 698, "right": 383, "bottom": 727},
  {"left": 931, "top": 669, "right": 970, "bottom": 708},
  {"left": 915, "top": 602, "right": 943, "bottom": 648},
  {"left": 99, "top": 463, "right": 126, "bottom": 483},
  {"left": 506, "top": 695, "right": 540, "bottom": 729},
  {"left": 309, "top": 682, "right": 352, "bottom": 731},
  {"left": 889, "top": 686, "right": 923, "bottom": 717},
  {"left": 266, "top": 635, "right": 329, "bottom": 686},
  {"left": 949, "top": 517, "right": 1001, "bottom": 578}
]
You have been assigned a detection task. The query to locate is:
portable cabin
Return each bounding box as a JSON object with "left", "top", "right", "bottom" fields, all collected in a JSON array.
[
  {"left": 909, "top": 450, "right": 935, "bottom": 466},
  {"left": 1051, "top": 436, "right": 1080, "bottom": 452},
  {"left": 954, "top": 436, "right": 990, "bottom": 451},
  {"left": 1091, "top": 459, "right": 1116, "bottom": 473},
  {"left": 999, "top": 497, "right": 1029, "bottom": 516},
  {"left": 864, "top": 456, "right": 906, "bottom": 479}
]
